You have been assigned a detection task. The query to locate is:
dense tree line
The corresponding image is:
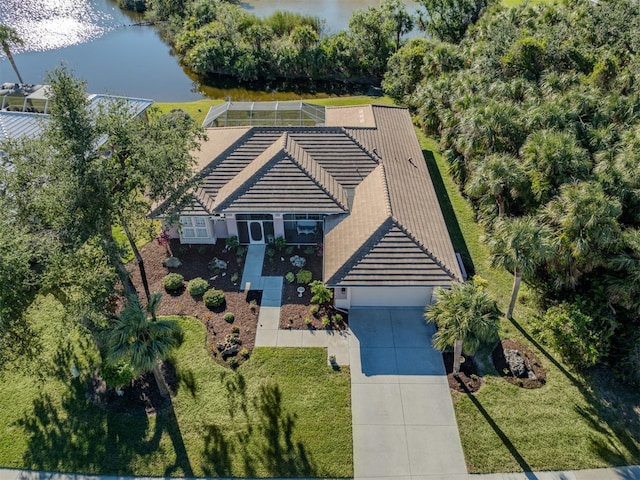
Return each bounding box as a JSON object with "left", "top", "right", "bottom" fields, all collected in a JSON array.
[
  {"left": 0, "top": 68, "right": 200, "bottom": 386},
  {"left": 384, "top": 0, "right": 640, "bottom": 384},
  {"left": 130, "top": 0, "right": 414, "bottom": 83}
]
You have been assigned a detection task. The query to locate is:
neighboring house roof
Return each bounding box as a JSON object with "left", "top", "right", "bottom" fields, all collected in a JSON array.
[
  {"left": 155, "top": 104, "right": 463, "bottom": 287},
  {"left": 0, "top": 111, "right": 47, "bottom": 143},
  {"left": 0, "top": 90, "right": 153, "bottom": 142}
]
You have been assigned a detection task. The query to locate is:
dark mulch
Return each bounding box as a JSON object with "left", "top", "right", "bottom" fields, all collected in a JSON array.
[
  {"left": 128, "top": 240, "right": 260, "bottom": 366},
  {"left": 492, "top": 338, "right": 547, "bottom": 389},
  {"left": 262, "top": 246, "right": 348, "bottom": 331},
  {"left": 443, "top": 352, "right": 484, "bottom": 393},
  {"left": 87, "top": 360, "right": 177, "bottom": 416}
]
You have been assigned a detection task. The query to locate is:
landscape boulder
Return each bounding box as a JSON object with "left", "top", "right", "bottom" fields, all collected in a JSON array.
[{"left": 162, "top": 256, "right": 182, "bottom": 268}]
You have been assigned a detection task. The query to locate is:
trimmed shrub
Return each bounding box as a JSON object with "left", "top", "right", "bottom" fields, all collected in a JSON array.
[
  {"left": 224, "top": 312, "right": 235, "bottom": 323},
  {"left": 241, "top": 347, "right": 249, "bottom": 358},
  {"left": 163, "top": 273, "right": 184, "bottom": 291},
  {"left": 304, "top": 316, "right": 312, "bottom": 326},
  {"left": 232, "top": 325, "right": 240, "bottom": 334},
  {"left": 310, "top": 280, "right": 333, "bottom": 304},
  {"left": 310, "top": 304, "right": 319, "bottom": 316},
  {"left": 101, "top": 361, "right": 134, "bottom": 389},
  {"left": 229, "top": 357, "right": 239, "bottom": 369},
  {"left": 296, "top": 269, "right": 313, "bottom": 284},
  {"left": 203, "top": 288, "right": 225, "bottom": 308},
  {"left": 285, "top": 272, "right": 295, "bottom": 283},
  {"left": 274, "top": 236, "right": 287, "bottom": 250},
  {"left": 322, "top": 316, "right": 331, "bottom": 328},
  {"left": 334, "top": 313, "right": 343, "bottom": 324},
  {"left": 187, "top": 277, "right": 209, "bottom": 296},
  {"left": 225, "top": 235, "right": 239, "bottom": 251}
]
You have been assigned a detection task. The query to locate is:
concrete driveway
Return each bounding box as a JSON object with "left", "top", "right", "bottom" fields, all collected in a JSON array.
[{"left": 349, "top": 308, "right": 467, "bottom": 480}]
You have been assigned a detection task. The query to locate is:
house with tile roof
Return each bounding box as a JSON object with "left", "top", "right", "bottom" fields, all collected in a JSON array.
[{"left": 154, "top": 104, "right": 463, "bottom": 309}]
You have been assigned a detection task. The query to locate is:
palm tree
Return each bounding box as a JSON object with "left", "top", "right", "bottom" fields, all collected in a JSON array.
[
  {"left": 541, "top": 181, "right": 622, "bottom": 287},
  {"left": 487, "top": 217, "right": 554, "bottom": 319},
  {"left": 0, "top": 25, "right": 25, "bottom": 84},
  {"left": 105, "top": 293, "right": 180, "bottom": 397},
  {"left": 607, "top": 229, "right": 640, "bottom": 315},
  {"left": 520, "top": 129, "right": 591, "bottom": 204},
  {"left": 425, "top": 278, "right": 501, "bottom": 376},
  {"left": 465, "top": 153, "right": 530, "bottom": 218}
]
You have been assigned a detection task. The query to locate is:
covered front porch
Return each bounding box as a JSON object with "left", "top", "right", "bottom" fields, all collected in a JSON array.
[{"left": 232, "top": 213, "right": 325, "bottom": 245}]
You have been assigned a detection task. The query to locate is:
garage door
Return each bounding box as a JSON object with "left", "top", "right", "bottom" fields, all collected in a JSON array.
[{"left": 350, "top": 287, "right": 433, "bottom": 308}]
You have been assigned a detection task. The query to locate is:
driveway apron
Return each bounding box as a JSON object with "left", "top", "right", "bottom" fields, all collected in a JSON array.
[{"left": 349, "top": 308, "right": 467, "bottom": 479}]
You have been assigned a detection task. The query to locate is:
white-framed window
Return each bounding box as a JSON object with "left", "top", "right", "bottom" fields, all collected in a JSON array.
[{"left": 180, "top": 216, "right": 209, "bottom": 239}]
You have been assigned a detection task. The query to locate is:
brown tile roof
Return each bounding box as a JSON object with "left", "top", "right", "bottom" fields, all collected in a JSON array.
[
  {"left": 325, "top": 105, "right": 377, "bottom": 128},
  {"left": 156, "top": 106, "right": 462, "bottom": 287},
  {"left": 324, "top": 105, "right": 463, "bottom": 285},
  {"left": 211, "top": 133, "right": 349, "bottom": 213}
]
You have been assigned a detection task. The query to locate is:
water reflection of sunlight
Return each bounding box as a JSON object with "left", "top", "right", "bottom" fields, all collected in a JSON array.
[{"left": 0, "top": 0, "right": 116, "bottom": 53}]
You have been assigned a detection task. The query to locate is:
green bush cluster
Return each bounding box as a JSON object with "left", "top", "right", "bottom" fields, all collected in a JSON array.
[
  {"left": 187, "top": 277, "right": 209, "bottom": 296},
  {"left": 203, "top": 288, "right": 225, "bottom": 308},
  {"left": 310, "top": 280, "right": 333, "bottom": 305},
  {"left": 296, "top": 269, "right": 312, "bottom": 284},
  {"left": 162, "top": 273, "right": 184, "bottom": 291}
]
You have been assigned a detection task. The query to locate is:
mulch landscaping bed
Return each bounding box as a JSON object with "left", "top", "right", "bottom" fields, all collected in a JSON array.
[
  {"left": 443, "top": 352, "right": 484, "bottom": 393},
  {"left": 87, "top": 360, "right": 177, "bottom": 416},
  {"left": 492, "top": 338, "right": 547, "bottom": 389},
  {"left": 128, "top": 240, "right": 260, "bottom": 366},
  {"left": 262, "top": 245, "right": 348, "bottom": 331}
]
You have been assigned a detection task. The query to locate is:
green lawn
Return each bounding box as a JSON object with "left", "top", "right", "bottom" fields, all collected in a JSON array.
[
  {"left": 0, "top": 296, "right": 352, "bottom": 477},
  {"left": 155, "top": 100, "right": 224, "bottom": 126},
  {"left": 418, "top": 131, "right": 640, "bottom": 473},
  {"left": 155, "top": 95, "right": 394, "bottom": 126}
]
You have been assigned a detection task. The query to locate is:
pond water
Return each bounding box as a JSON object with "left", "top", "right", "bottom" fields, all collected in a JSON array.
[{"left": 0, "top": 0, "right": 421, "bottom": 101}]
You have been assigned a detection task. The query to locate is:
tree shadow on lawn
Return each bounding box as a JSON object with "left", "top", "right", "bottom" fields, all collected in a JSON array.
[
  {"left": 18, "top": 342, "right": 195, "bottom": 477},
  {"left": 508, "top": 316, "right": 640, "bottom": 467},
  {"left": 202, "top": 372, "right": 316, "bottom": 478},
  {"left": 458, "top": 380, "right": 539, "bottom": 479},
  {"left": 423, "top": 149, "right": 475, "bottom": 276}
]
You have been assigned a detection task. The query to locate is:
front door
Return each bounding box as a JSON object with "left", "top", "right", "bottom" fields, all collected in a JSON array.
[{"left": 249, "top": 221, "right": 264, "bottom": 244}]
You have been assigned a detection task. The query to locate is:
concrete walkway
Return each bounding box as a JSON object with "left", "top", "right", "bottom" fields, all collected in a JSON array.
[
  {"left": 349, "top": 308, "right": 467, "bottom": 479},
  {"left": 242, "top": 245, "right": 350, "bottom": 365}
]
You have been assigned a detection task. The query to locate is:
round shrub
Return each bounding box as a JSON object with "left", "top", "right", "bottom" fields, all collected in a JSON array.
[
  {"left": 203, "top": 288, "right": 225, "bottom": 308},
  {"left": 224, "top": 312, "right": 235, "bottom": 323},
  {"left": 163, "top": 273, "right": 184, "bottom": 292},
  {"left": 187, "top": 277, "right": 209, "bottom": 296}
]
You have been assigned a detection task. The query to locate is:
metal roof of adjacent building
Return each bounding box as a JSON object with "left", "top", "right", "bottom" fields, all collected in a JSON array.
[
  {"left": 156, "top": 103, "right": 463, "bottom": 287},
  {"left": 0, "top": 89, "right": 152, "bottom": 143},
  {"left": 0, "top": 111, "right": 47, "bottom": 143}
]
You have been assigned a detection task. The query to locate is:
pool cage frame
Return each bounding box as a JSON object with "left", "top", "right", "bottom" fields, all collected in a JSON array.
[{"left": 202, "top": 100, "right": 326, "bottom": 128}]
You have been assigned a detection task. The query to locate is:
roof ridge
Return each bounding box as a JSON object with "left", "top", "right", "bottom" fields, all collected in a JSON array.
[
  {"left": 377, "top": 162, "right": 393, "bottom": 217},
  {"left": 195, "top": 127, "right": 256, "bottom": 181},
  {"left": 341, "top": 128, "right": 379, "bottom": 165},
  {"left": 212, "top": 133, "right": 287, "bottom": 211},
  {"left": 390, "top": 219, "right": 460, "bottom": 281},
  {"left": 284, "top": 136, "right": 348, "bottom": 211}
]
